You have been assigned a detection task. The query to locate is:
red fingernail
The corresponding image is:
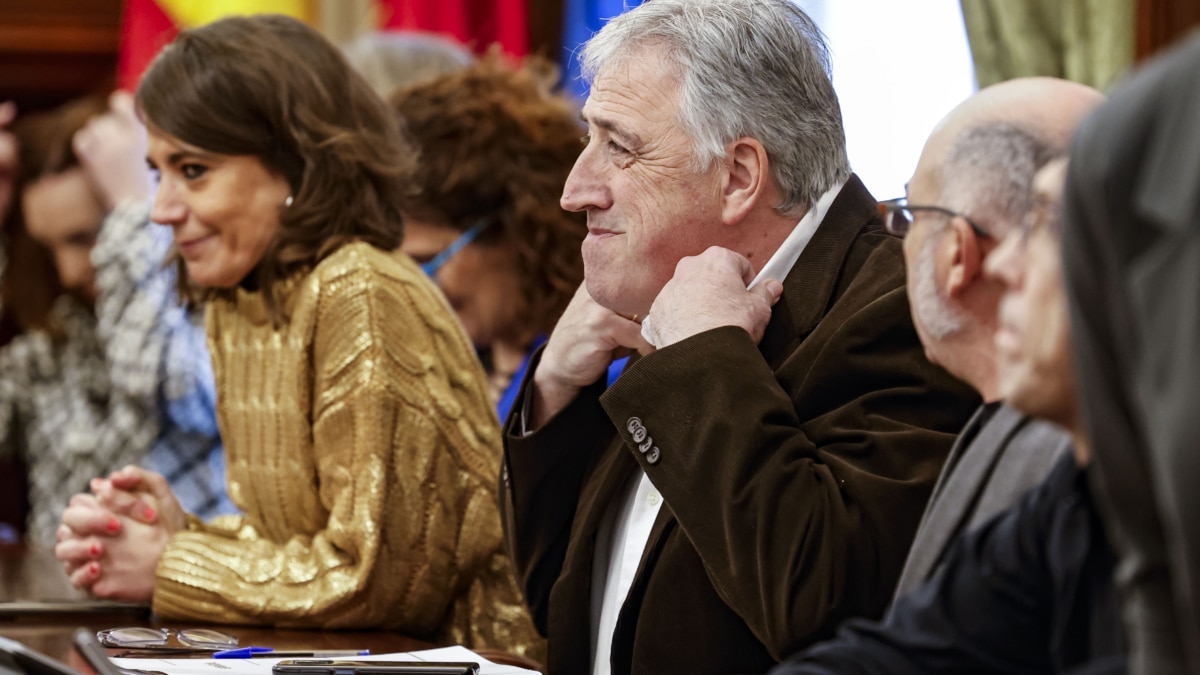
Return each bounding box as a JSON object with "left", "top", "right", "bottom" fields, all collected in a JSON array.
[
  {"left": 106, "top": 518, "right": 120, "bottom": 533},
  {"left": 142, "top": 506, "right": 156, "bottom": 521},
  {"left": 89, "top": 543, "right": 100, "bottom": 557},
  {"left": 89, "top": 562, "right": 100, "bottom": 575}
]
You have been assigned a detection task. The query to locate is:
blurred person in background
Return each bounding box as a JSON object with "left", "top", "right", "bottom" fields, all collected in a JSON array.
[
  {"left": 770, "top": 158, "right": 1125, "bottom": 674},
  {"left": 887, "top": 77, "right": 1102, "bottom": 600},
  {"left": 391, "top": 55, "right": 587, "bottom": 419},
  {"left": 0, "top": 100, "right": 18, "bottom": 542},
  {"left": 54, "top": 15, "right": 539, "bottom": 654},
  {"left": 0, "top": 101, "right": 15, "bottom": 230},
  {"left": 342, "top": 30, "right": 474, "bottom": 100},
  {"left": 0, "top": 92, "right": 230, "bottom": 545},
  {"left": 1060, "top": 32, "right": 1200, "bottom": 675}
]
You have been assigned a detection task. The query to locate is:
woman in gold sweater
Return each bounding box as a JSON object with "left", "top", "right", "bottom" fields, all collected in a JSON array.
[{"left": 52, "top": 14, "right": 537, "bottom": 653}]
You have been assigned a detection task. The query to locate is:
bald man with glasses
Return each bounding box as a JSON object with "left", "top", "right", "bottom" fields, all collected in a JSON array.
[
  {"left": 876, "top": 78, "right": 1103, "bottom": 599},
  {"left": 772, "top": 157, "right": 1126, "bottom": 675}
]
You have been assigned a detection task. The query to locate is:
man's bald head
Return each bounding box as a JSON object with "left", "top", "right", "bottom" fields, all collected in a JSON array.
[
  {"left": 912, "top": 77, "right": 1105, "bottom": 233},
  {"left": 901, "top": 77, "right": 1102, "bottom": 397},
  {"left": 938, "top": 76, "right": 1103, "bottom": 149}
]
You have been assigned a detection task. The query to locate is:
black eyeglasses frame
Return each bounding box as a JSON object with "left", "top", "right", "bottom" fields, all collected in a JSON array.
[{"left": 878, "top": 198, "right": 992, "bottom": 240}]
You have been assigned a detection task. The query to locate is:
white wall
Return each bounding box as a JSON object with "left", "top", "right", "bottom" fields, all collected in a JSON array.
[{"left": 794, "top": 0, "right": 978, "bottom": 200}]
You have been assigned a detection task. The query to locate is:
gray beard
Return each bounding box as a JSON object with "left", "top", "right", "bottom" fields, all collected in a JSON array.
[{"left": 912, "top": 231, "right": 965, "bottom": 340}]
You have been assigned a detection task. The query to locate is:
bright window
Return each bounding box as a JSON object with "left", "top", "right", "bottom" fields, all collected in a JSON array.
[{"left": 795, "top": 0, "right": 978, "bottom": 199}]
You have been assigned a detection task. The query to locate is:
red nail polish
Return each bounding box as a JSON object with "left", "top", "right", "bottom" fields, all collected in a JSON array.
[
  {"left": 89, "top": 562, "right": 100, "bottom": 575},
  {"left": 89, "top": 543, "right": 100, "bottom": 557},
  {"left": 142, "top": 506, "right": 156, "bottom": 521},
  {"left": 106, "top": 518, "right": 120, "bottom": 533}
]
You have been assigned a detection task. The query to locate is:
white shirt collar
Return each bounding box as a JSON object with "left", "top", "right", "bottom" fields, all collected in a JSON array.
[
  {"left": 748, "top": 177, "right": 847, "bottom": 289},
  {"left": 641, "top": 178, "right": 847, "bottom": 346}
]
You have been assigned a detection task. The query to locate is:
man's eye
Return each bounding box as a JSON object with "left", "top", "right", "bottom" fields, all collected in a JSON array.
[
  {"left": 181, "top": 164, "right": 207, "bottom": 179},
  {"left": 607, "top": 140, "right": 629, "bottom": 155}
]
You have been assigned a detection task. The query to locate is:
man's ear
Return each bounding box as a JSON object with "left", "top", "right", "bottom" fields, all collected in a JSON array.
[
  {"left": 944, "top": 217, "right": 987, "bottom": 298},
  {"left": 721, "top": 137, "right": 769, "bottom": 226}
]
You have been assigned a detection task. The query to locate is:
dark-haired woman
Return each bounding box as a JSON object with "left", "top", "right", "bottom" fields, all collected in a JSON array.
[{"left": 54, "top": 15, "right": 537, "bottom": 653}]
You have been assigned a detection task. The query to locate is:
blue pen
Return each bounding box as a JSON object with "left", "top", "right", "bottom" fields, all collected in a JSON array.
[{"left": 213, "top": 648, "right": 371, "bottom": 659}]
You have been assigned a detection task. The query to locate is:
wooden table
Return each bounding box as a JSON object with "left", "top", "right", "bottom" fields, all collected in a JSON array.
[{"left": 0, "top": 545, "right": 434, "bottom": 671}]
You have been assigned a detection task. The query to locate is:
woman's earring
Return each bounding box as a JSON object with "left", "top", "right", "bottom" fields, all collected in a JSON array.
[{"left": 284, "top": 195, "right": 294, "bottom": 208}]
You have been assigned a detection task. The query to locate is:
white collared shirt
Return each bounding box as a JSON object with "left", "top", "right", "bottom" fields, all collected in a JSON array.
[
  {"left": 640, "top": 178, "right": 848, "bottom": 347},
  {"left": 591, "top": 178, "right": 848, "bottom": 674}
]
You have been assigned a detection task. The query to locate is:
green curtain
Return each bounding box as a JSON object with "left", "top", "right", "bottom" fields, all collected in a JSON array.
[{"left": 960, "top": 0, "right": 1135, "bottom": 91}]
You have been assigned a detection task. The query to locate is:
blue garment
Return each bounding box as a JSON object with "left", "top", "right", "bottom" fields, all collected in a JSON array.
[
  {"left": 93, "top": 202, "right": 235, "bottom": 520},
  {"left": 0, "top": 201, "right": 233, "bottom": 544},
  {"left": 143, "top": 308, "right": 236, "bottom": 519},
  {"left": 561, "top": 0, "right": 646, "bottom": 98},
  {"left": 496, "top": 334, "right": 628, "bottom": 423}
]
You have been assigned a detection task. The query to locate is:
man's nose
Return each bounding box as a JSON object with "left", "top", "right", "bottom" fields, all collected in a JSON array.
[
  {"left": 561, "top": 150, "right": 611, "bottom": 213},
  {"left": 983, "top": 229, "right": 1023, "bottom": 287}
]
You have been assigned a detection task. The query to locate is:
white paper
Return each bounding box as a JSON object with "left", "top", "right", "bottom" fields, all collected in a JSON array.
[{"left": 111, "top": 646, "right": 538, "bottom": 675}]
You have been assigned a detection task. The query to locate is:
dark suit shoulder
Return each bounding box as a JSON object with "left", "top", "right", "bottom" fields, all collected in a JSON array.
[{"left": 969, "top": 415, "right": 1072, "bottom": 531}]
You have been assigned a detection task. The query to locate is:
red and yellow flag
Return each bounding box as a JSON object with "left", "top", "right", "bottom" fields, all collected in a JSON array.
[
  {"left": 376, "top": 0, "right": 527, "bottom": 56},
  {"left": 117, "top": 0, "right": 312, "bottom": 91},
  {"left": 117, "top": 0, "right": 528, "bottom": 92}
]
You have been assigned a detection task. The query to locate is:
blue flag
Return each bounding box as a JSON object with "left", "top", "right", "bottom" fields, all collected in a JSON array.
[{"left": 561, "top": 0, "right": 646, "bottom": 98}]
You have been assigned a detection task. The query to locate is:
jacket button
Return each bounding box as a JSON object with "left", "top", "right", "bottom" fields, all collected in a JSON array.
[
  {"left": 632, "top": 426, "right": 647, "bottom": 444},
  {"left": 626, "top": 417, "right": 644, "bottom": 433},
  {"left": 646, "top": 446, "right": 661, "bottom": 465}
]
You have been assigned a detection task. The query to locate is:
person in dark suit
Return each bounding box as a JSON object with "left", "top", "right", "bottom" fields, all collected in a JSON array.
[
  {"left": 499, "top": 1, "right": 978, "bottom": 673},
  {"left": 770, "top": 159, "right": 1125, "bottom": 675},
  {"left": 1061, "top": 32, "right": 1200, "bottom": 675},
  {"left": 886, "top": 77, "right": 1103, "bottom": 599}
]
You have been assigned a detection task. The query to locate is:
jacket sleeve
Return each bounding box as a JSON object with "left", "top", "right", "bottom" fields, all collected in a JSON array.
[
  {"left": 91, "top": 201, "right": 214, "bottom": 418},
  {"left": 499, "top": 357, "right": 614, "bottom": 635},
  {"left": 599, "top": 246, "right": 977, "bottom": 658},
  {"left": 0, "top": 334, "right": 33, "bottom": 461},
  {"left": 770, "top": 459, "right": 1073, "bottom": 675},
  {"left": 91, "top": 202, "right": 227, "bottom": 516},
  {"left": 153, "top": 264, "right": 505, "bottom": 631}
]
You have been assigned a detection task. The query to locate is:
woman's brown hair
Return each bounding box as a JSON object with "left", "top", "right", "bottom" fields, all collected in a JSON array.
[
  {"left": 390, "top": 54, "right": 585, "bottom": 337},
  {"left": 137, "top": 14, "right": 415, "bottom": 321},
  {"left": 1, "top": 96, "right": 108, "bottom": 344}
]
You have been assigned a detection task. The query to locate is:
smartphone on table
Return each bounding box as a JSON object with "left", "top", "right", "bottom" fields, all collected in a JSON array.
[
  {"left": 0, "top": 630, "right": 125, "bottom": 675},
  {"left": 272, "top": 659, "right": 479, "bottom": 675},
  {"left": 0, "top": 635, "right": 80, "bottom": 675},
  {"left": 71, "top": 628, "right": 126, "bottom": 675}
]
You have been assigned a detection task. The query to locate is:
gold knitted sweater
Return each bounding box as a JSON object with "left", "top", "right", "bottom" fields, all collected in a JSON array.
[{"left": 151, "top": 242, "right": 538, "bottom": 652}]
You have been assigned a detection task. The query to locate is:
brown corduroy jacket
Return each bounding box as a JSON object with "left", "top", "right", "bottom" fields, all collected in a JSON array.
[{"left": 501, "top": 175, "right": 980, "bottom": 675}]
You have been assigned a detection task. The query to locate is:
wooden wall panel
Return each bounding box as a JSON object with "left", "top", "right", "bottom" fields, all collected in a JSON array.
[
  {"left": 0, "top": 0, "right": 123, "bottom": 113},
  {"left": 1137, "top": 0, "right": 1200, "bottom": 61},
  {"left": 527, "top": 0, "right": 564, "bottom": 62}
]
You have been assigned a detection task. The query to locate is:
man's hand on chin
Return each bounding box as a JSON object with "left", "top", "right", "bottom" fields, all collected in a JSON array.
[
  {"left": 643, "top": 246, "right": 783, "bottom": 348},
  {"left": 531, "top": 283, "right": 653, "bottom": 428}
]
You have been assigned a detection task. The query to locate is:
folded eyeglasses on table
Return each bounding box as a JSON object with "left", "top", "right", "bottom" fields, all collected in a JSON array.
[{"left": 96, "top": 627, "right": 239, "bottom": 656}]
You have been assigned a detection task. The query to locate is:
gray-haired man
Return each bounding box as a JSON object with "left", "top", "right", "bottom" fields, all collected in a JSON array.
[{"left": 500, "top": 1, "right": 977, "bottom": 673}]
